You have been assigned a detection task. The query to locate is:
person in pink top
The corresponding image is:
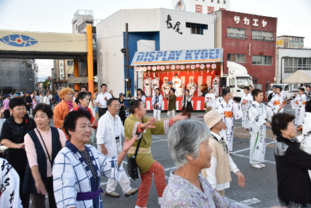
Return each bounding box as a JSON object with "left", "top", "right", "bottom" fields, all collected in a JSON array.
[
  {"left": 2, "top": 95, "right": 11, "bottom": 119},
  {"left": 24, "top": 104, "right": 66, "bottom": 208}
]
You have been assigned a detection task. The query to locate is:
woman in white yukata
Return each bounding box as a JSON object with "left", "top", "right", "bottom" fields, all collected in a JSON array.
[
  {"left": 215, "top": 88, "right": 242, "bottom": 153},
  {"left": 248, "top": 89, "right": 273, "bottom": 169},
  {"left": 293, "top": 88, "right": 308, "bottom": 128},
  {"left": 241, "top": 86, "right": 252, "bottom": 130},
  {"left": 52, "top": 109, "right": 137, "bottom": 208}
]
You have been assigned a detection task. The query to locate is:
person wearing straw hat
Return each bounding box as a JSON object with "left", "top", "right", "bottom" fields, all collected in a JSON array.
[{"left": 202, "top": 110, "right": 245, "bottom": 197}]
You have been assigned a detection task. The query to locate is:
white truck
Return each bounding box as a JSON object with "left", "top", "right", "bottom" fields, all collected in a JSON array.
[
  {"left": 220, "top": 61, "right": 254, "bottom": 101},
  {"left": 266, "top": 84, "right": 297, "bottom": 101}
]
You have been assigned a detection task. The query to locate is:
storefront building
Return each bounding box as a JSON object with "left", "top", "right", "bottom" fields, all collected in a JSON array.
[
  {"left": 96, "top": 8, "right": 215, "bottom": 96},
  {"left": 215, "top": 10, "right": 277, "bottom": 93},
  {"left": 132, "top": 49, "right": 222, "bottom": 110}
]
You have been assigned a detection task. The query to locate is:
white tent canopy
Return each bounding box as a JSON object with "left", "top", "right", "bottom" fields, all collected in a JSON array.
[{"left": 283, "top": 70, "right": 311, "bottom": 83}]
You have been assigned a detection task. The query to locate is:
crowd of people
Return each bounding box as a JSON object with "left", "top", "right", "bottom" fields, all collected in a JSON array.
[{"left": 0, "top": 83, "right": 310, "bottom": 208}]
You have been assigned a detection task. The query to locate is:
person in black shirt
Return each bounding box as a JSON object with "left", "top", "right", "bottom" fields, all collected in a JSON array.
[
  {"left": 271, "top": 113, "right": 311, "bottom": 208},
  {"left": 0, "top": 98, "right": 36, "bottom": 208},
  {"left": 25, "top": 91, "right": 32, "bottom": 114},
  {"left": 118, "top": 93, "right": 127, "bottom": 125}
]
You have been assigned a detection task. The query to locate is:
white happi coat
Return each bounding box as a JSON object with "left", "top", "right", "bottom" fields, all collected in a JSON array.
[
  {"left": 215, "top": 99, "right": 242, "bottom": 152},
  {"left": 53, "top": 145, "right": 122, "bottom": 208},
  {"left": 144, "top": 78, "right": 152, "bottom": 97},
  {"left": 151, "top": 78, "right": 160, "bottom": 95},
  {"left": 268, "top": 93, "right": 285, "bottom": 114},
  {"left": 172, "top": 77, "right": 181, "bottom": 96},
  {"left": 96, "top": 111, "right": 124, "bottom": 158},
  {"left": 205, "top": 93, "right": 216, "bottom": 109},
  {"left": 162, "top": 83, "right": 170, "bottom": 95},
  {"left": 187, "top": 82, "right": 197, "bottom": 96},
  {"left": 293, "top": 94, "right": 307, "bottom": 126},
  {"left": 240, "top": 93, "right": 253, "bottom": 129},
  {"left": 249, "top": 101, "right": 273, "bottom": 164},
  {"left": 298, "top": 112, "right": 311, "bottom": 179},
  {"left": 0, "top": 158, "right": 23, "bottom": 208},
  {"left": 213, "top": 77, "right": 220, "bottom": 97}
]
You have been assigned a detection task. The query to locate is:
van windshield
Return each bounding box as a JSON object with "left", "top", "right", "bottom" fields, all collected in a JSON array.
[
  {"left": 237, "top": 77, "right": 252, "bottom": 89},
  {"left": 270, "top": 85, "right": 283, "bottom": 91}
]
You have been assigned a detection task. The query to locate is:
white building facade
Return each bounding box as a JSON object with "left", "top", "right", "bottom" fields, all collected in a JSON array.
[
  {"left": 96, "top": 8, "right": 215, "bottom": 94},
  {"left": 172, "top": 0, "right": 230, "bottom": 14},
  {"left": 277, "top": 48, "right": 311, "bottom": 87}
]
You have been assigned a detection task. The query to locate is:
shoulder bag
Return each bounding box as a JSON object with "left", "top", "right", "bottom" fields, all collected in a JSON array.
[{"left": 127, "top": 119, "right": 143, "bottom": 180}]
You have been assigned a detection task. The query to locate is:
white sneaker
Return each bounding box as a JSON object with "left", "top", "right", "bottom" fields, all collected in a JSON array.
[
  {"left": 260, "top": 163, "right": 266, "bottom": 168},
  {"left": 158, "top": 197, "right": 163, "bottom": 205},
  {"left": 135, "top": 206, "right": 147, "bottom": 208},
  {"left": 252, "top": 164, "right": 262, "bottom": 169}
]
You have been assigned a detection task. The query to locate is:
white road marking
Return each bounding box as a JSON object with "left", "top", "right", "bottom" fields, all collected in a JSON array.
[
  {"left": 153, "top": 139, "right": 168, "bottom": 143},
  {"left": 239, "top": 198, "right": 261, "bottom": 206},
  {"left": 231, "top": 153, "right": 276, "bottom": 164},
  {"left": 232, "top": 141, "right": 276, "bottom": 154}
]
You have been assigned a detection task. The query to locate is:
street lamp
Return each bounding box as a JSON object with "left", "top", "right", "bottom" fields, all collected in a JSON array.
[{"left": 280, "top": 56, "right": 290, "bottom": 84}]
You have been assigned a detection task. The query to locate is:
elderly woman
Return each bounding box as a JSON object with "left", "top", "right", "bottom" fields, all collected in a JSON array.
[
  {"left": 53, "top": 109, "right": 137, "bottom": 208},
  {"left": 272, "top": 113, "right": 311, "bottom": 208},
  {"left": 73, "top": 92, "right": 98, "bottom": 129},
  {"left": 163, "top": 120, "right": 249, "bottom": 208},
  {"left": 53, "top": 87, "right": 78, "bottom": 140}
]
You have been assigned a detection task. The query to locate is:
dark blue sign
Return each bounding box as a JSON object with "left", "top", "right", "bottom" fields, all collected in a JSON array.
[{"left": 0, "top": 34, "right": 38, "bottom": 47}]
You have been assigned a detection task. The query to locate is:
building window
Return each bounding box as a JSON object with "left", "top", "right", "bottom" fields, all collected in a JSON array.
[
  {"left": 211, "top": 0, "right": 213, "bottom": 2},
  {"left": 227, "top": 27, "right": 247, "bottom": 39},
  {"left": 217, "top": 0, "right": 220, "bottom": 3},
  {"left": 186, "top": 22, "right": 208, "bottom": 35},
  {"left": 67, "top": 60, "right": 74, "bottom": 66},
  {"left": 223, "top": 0, "right": 226, "bottom": 3},
  {"left": 252, "top": 55, "right": 272, "bottom": 65},
  {"left": 227, "top": 54, "right": 245, "bottom": 63},
  {"left": 252, "top": 31, "right": 274, "bottom": 41},
  {"left": 284, "top": 57, "right": 311, "bottom": 72}
]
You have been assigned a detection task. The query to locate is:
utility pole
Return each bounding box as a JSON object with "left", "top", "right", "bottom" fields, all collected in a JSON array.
[{"left": 125, "top": 23, "right": 129, "bottom": 93}]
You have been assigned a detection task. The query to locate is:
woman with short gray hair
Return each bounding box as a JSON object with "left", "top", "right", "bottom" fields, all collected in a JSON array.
[{"left": 162, "top": 120, "right": 280, "bottom": 208}]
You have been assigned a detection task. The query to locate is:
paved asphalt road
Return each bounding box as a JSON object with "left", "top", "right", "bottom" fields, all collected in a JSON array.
[{"left": 50, "top": 105, "right": 297, "bottom": 208}]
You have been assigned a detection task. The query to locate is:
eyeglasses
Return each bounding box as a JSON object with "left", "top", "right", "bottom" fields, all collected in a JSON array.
[{"left": 112, "top": 105, "right": 121, "bottom": 109}]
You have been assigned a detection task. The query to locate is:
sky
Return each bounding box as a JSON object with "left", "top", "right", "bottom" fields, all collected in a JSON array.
[{"left": 0, "top": 0, "right": 310, "bottom": 78}]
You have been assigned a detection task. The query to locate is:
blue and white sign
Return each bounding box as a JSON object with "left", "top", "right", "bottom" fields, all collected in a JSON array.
[
  {"left": 0, "top": 34, "right": 38, "bottom": 47},
  {"left": 131, "top": 49, "right": 223, "bottom": 66}
]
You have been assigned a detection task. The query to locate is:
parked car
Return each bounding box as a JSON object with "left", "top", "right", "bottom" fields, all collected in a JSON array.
[{"left": 267, "top": 84, "right": 297, "bottom": 101}]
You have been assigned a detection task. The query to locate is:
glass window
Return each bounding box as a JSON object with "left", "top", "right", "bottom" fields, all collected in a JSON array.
[
  {"left": 229, "top": 78, "right": 235, "bottom": 88},
  {"left": 263, "top": 56, "right": 272, "bottom": 65},
  {"left": 294, "top": 58, "right": 299, "bottom": 66},
  {"left": 237, "top": 54, "right": 245, "bottom": 63},
  {"left": 284, "top": 85, "right": 289, "bottom": 91},
  {"left": 237, "top": 77, "right": 252, "bottom": 89},
  {"left": 252, "top": 55, "right": 261, "bottom": 65},
  {"left": 211, "top": 0, "right": 213, "bottom": 2},
  {"left": 223, "top": 0, "right": 226, "bottom": 3},
  {"left": 217, "top": 0, "right": 220, "bottom": 3},
  {"left": 67, "top": 60, "right": 74, "bottom": 66},
  {"left": 227, "top": 28, "right": 246, "bottom": 38}
]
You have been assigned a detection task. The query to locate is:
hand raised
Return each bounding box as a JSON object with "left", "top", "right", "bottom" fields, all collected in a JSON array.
[
  {"left": 142, "top": 118, "right": 157, "bottom": 129},
  {"left": 174, "top": 113, "right": 188, "bottom": 121},
  {"left": 123, "top": 135, "right": 138, "bottom": 152}
]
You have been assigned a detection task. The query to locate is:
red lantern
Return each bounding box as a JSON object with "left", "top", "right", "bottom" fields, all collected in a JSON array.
[
  {"left": 196, "top": 64, "right": 200, "bottom": 68},
  {"left": 176, "top": 65, "right": 180, "bottom": 70},
  {"left": 147, "top": 66, "right": 152, "bottom": 70},
  {"left": 186, "top": 65, "right": 190, "bottom": 69},
  {"left": 157, "top": 66, "right": 161, "bottom": 70},
  {"left": 206, "top": 64, "right": 211, "bottom": 68},
  {"left": 166, "top": 65, "right": 170, "bottom": 70}
]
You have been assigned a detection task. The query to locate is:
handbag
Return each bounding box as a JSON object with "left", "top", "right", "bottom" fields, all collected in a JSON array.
[{"left": 127, "top": 120, "right": 143, "bottom": 180}]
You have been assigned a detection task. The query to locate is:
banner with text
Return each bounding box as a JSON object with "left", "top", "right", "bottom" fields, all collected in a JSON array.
[{"left": 131, "top": 48, "right": 223, "bottom": 66}]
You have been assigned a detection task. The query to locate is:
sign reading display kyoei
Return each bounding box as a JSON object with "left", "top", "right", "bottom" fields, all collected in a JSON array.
[{"left": 131, "top": 49, "right": 223, "bottom": 66}]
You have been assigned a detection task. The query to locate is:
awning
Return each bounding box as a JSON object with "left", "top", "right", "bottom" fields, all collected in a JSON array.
[
  {"left": 283, "top": 70, "right": 311, "bottom": 83},
  {"left": 131, "top": 49, "right": 223, "bottom": 66}
]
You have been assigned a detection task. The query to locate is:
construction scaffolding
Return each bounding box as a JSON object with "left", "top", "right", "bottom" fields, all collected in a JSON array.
[{"left": 0, "top": 59, "right": 35, "bottom": 94}]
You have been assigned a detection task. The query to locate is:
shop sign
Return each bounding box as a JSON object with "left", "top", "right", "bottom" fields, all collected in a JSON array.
[
  {"left": 132, "top": 49, "right": 223, "bottom": 66},
  {"left": 165, "top": 15, "right": 183, "bottom": 35},
  {"left": 234, "top": 16, "right": 267, "bottom": 27},
  {"left": 67, "top": 77, "right": 88, "bottom": 83},
  {"left": 59, "top": 60, "right": 65, "bottom": 80}
]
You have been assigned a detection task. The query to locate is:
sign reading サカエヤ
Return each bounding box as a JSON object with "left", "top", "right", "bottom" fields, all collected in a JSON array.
[{"left": 131, "top": 49, "right": 223, "bottom": 66}]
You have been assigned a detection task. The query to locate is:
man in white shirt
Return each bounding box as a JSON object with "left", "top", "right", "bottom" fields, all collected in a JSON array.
[
  {"left": 43, "top": 92, "right": 50, "bottom": 105},
  {"left": 96, "top": 98, "right": 138, "bottom": 198},
  {"left": 95, "top": 84, "right": 112, "bottom": 118},
  {"left": 39, "top": 92, "right": 44, "bottom": 103}
]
